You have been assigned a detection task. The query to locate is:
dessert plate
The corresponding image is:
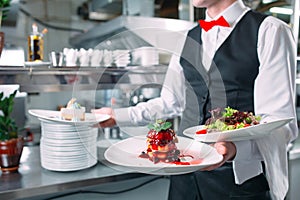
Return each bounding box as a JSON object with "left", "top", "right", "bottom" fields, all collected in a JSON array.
[
  {"left": 29, "top": 109, "right": 110, "bottom": 125},
  {"left": 104, "top": 136, "right": 223, "bottom": 175},
  {"left": 183, "top": 117, "right": 294, "bottom": 143}
]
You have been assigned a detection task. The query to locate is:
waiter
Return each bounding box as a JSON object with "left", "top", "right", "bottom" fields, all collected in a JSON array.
[{"left": 94, "top": 0, "right": 298, "bottom": 199}]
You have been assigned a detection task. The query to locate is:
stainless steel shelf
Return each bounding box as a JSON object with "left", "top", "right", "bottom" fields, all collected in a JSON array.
[{"left": 0, "top": 65, "right": 168, "bottom": 93}]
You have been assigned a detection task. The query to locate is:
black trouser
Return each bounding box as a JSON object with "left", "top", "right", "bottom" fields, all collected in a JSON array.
[{"left": 168, "top": 163, "right": 271, "bottom": 200}]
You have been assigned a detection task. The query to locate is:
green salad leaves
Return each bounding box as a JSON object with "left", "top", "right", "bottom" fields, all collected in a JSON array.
[{"left": 205, "top": 107, "right": 261, "bottom": 132}]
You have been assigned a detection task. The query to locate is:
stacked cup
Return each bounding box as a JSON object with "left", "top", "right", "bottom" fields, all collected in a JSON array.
[
  {"left": 132, "top": 47, "right": 159, "bottom": 66},
  {"left": 113, "top": 50, "right": 130, "bottom": 67}
]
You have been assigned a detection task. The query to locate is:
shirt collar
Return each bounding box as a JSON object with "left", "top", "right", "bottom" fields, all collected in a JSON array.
[{"left": 205, "top": 0, "right": 250, "bottom": 26}]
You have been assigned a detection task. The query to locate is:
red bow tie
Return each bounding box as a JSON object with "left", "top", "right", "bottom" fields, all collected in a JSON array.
[{"left": 199, "top": 16, "right": 230, "bottom": 32}]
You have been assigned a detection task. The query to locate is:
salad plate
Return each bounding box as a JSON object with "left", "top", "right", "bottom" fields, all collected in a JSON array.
[
  {"left": 29, "top": 109, "right": 110, "bottom": 125},
  {"left": 104, "top": 136, "right": 223, "bottom": 175},
  {"left": 183, "top": 117, "right": 294, "bottom": 143}
]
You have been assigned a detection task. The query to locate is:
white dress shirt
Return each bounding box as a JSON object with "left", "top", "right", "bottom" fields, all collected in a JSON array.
[{"left": 114, "top": 1, "right": 298, "bottom": 199}]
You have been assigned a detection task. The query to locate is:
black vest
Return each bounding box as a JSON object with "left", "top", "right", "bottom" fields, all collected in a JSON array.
[{"left": 179, "top": 11, "right": 268, "bottom": 130}]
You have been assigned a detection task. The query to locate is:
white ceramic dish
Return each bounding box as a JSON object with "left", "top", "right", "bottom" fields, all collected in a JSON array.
[
  {"left": 183, "top": 117, "right": 294, "bottom": 143},
  {"left": 104, "top": 136, "right": 222, "bottom": 175},
  {"left": 41, "top": 159, "right": 97, "bottom": 172},
  {"left": 37, "top": 116, "right": 99, "bottom": 172},
  {"left": 29, "top": 109, "right": 110, "bottom": 125}
]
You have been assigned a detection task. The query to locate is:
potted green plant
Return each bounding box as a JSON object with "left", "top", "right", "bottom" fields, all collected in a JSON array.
[
  {"left": 0, "top": 0, "right": 10, "bottom": 25},
  {"left": 0, "top": 90, "right": 24, "bottom": 174},
  {"left": 0, "top": 0, "right": 11, "bottom": 56}
]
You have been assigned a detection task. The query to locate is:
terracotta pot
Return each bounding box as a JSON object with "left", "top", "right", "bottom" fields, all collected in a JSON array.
[
  {"left": 0, "top": 137, "right": 24, "bottom": 174},
  {"left": 0, "top": 32, "right": 4, "bottom": 57}
]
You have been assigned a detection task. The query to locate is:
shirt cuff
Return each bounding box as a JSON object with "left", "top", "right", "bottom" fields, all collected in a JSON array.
[
  {"left": 232, "top": 140, "right": 263, "bottom": 184},
  {"left": 233, "top": 140, "right": 262, "bottom": 161},
  {"left": 114, "top": 107, "right": 133, "bottom": 126}
]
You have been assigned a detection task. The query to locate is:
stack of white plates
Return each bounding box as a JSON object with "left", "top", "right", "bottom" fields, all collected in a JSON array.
[
  {"left": 113, "top": 50, "right": 130, "bottom": 67},
  {"left": 132, "top": 47, "right": 159, "bottom": 66},
  {"left": 40, "top": 120, "right": 98, "bottom": 171}
]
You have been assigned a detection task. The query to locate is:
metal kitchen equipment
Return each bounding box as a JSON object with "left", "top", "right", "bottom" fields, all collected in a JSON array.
[{"left": 70, "top": 16, "right": 196, "bottom": 52}]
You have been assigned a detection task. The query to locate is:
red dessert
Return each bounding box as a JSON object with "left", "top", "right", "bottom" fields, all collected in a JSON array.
[{"left": 140, "top": 119, "right": 180, "bottom": 164}]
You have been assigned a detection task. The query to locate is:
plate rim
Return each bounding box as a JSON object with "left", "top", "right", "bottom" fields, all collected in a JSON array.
[
  {"left": 183, "top": 117, "right": 294, "bottom": 142},
  {"left": 29, "top": 109, "right": 110, "bottom": 124},
  {"left": 103, "top": 135, "right": 223, "bottom": 175}
]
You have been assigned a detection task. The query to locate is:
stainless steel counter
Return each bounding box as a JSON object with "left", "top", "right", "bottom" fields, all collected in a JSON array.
[{"left": 0, "top": 145, "right": 148, "bottom": 199}]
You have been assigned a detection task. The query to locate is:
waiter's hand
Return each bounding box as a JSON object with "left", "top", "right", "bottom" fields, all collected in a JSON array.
[
  {"left": 201, "top": 141, "right": 236, "bottom": 171},
  {"left": 91, "top": 107, "right": 116, "bottom": 128}
]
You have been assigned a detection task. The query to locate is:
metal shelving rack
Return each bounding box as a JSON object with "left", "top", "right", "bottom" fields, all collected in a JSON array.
[{"left": 0, "top": 65, "right": 168, "bottom": 93}]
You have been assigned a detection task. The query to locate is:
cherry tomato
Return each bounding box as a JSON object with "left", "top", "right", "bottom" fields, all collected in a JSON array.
[{"left": 196, "top": 129, "right": 207, "bottom": 134}]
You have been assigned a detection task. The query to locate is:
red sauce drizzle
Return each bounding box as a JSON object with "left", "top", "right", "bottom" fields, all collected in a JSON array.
[
  {"left": 138, "top": 151, "right": 203, "bottom": 166},
  {"left": 172, "top": 161, "right": 190, "bottom": 165}
]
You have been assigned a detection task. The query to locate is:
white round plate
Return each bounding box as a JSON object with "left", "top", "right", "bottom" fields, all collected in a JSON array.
[
  {"left": 42, "top": 126, "right": 98, "bottom": 135},
  {"left": 41, "top": 151, "right": 96, "bottom": 159},
  {"left": 41, "top": 159, "right": 97, "bottom": 172},
  {"left": 29, "top": 109, "right": 110, "bottom": 125},
  {"left": 41, "top": 150, "right": 97, "bottom": 159},
  {"left": 104, "top": 136, "right": 222, "bottom": 175},
  {"left": 41, "top": 122, "right": 93, "bottom": 131},
  {"left": 41, "top": 129, "right": 97, "bottom": 137},
  {"left": 41, "top": 153, "right": 96, "bottom": 161},
  {"left": 41, "top": 161, "right": 97, "bottom": 169},
  {"left": 41, "top": 138, "right": 96, "bottom": 151},
  {"left": 183, "top": 117, "right": 294, "bottom": 143},
  {"left": 42, "top": 133, "right": 97, "bottom": 140},
  {"left": 41, "top": 137, "right": 96, "bottom": 145}
]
